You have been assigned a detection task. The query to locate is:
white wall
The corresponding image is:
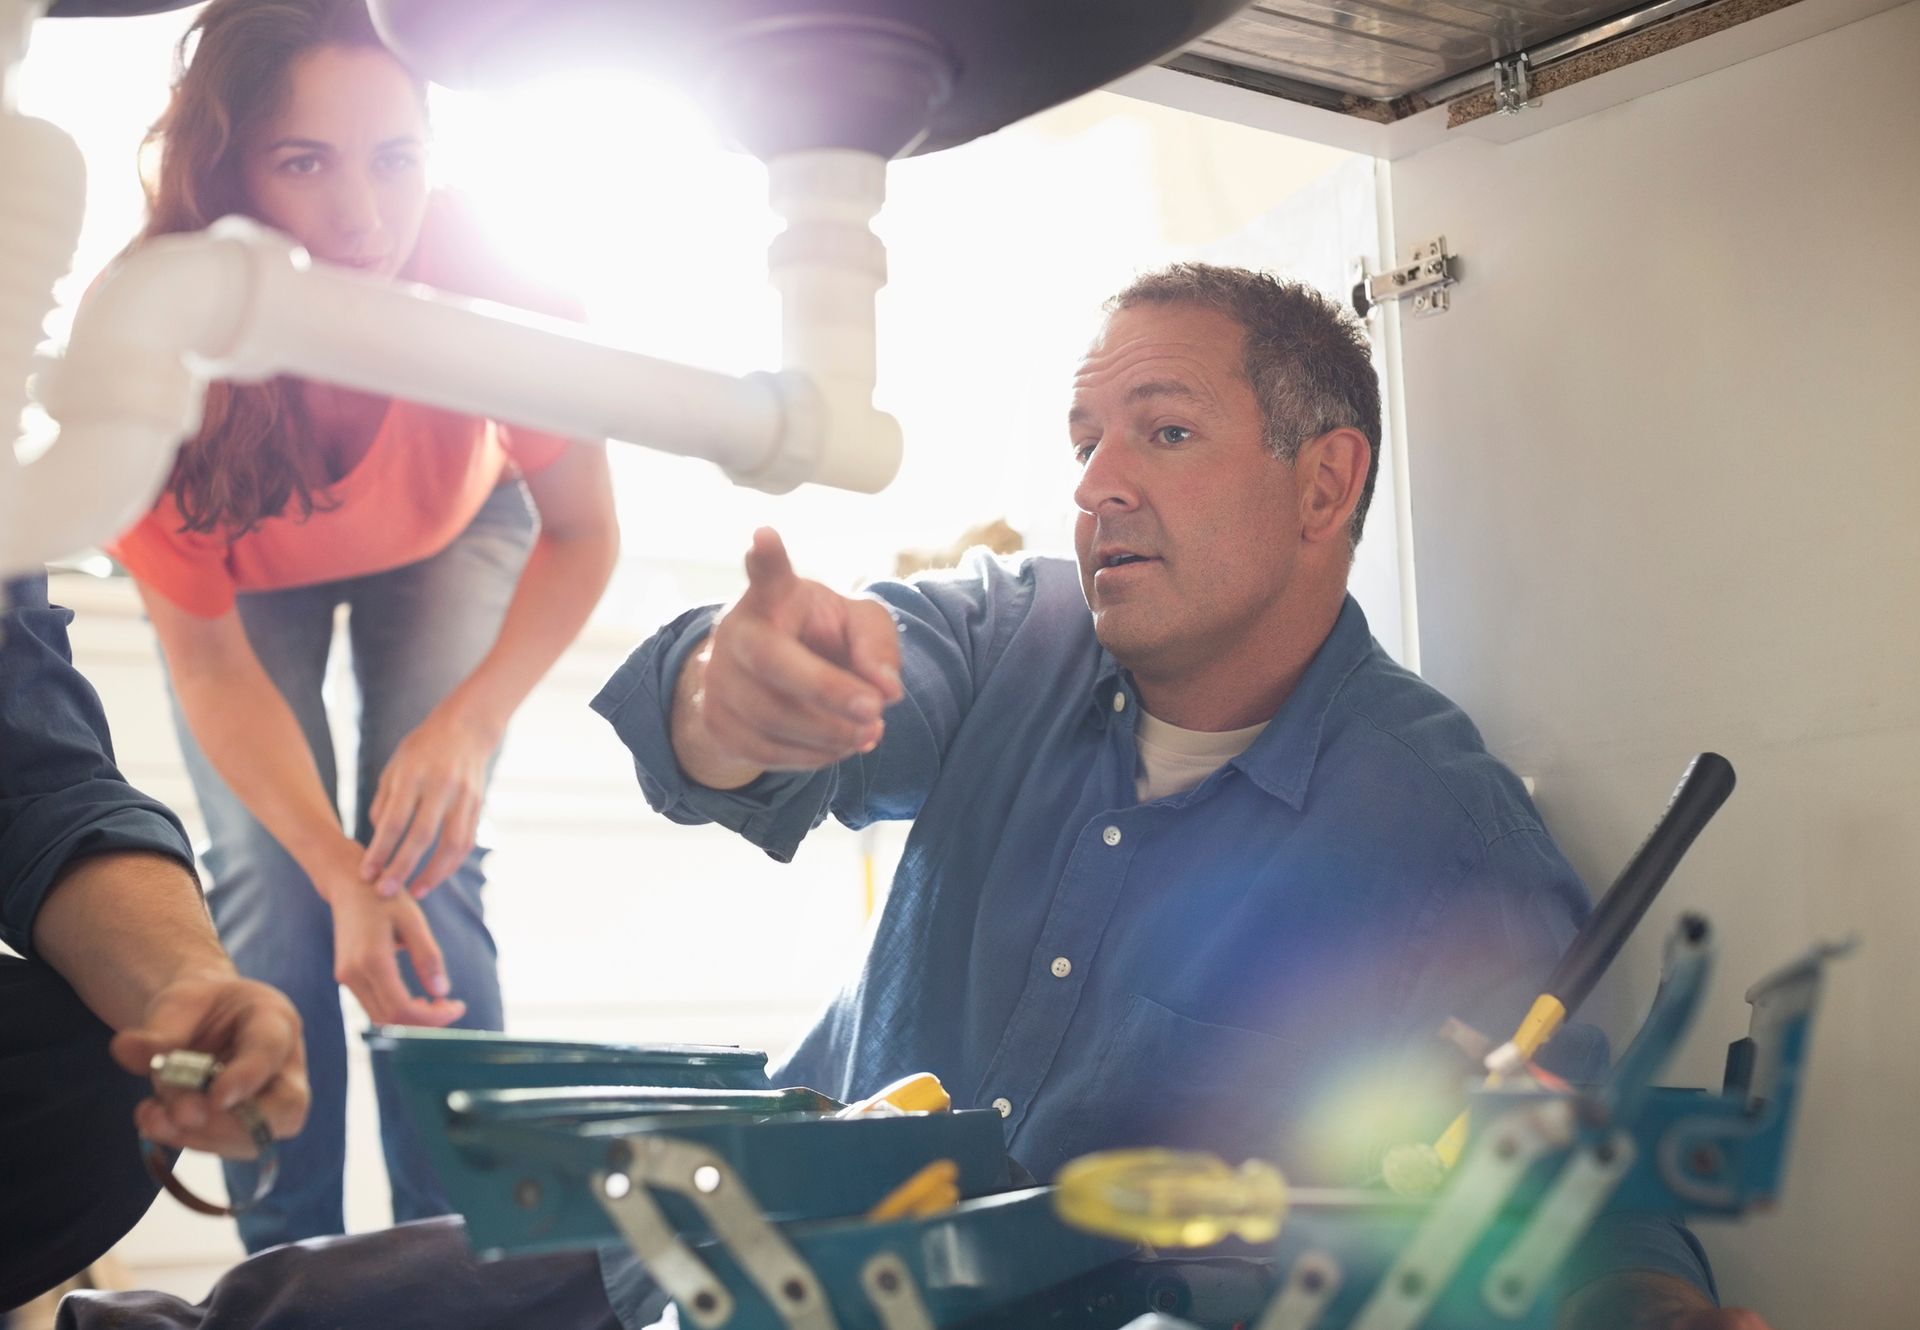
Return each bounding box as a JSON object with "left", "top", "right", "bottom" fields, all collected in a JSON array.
[{"left": 1387, "top": 3, "right": 1920, "bottom": 1323}]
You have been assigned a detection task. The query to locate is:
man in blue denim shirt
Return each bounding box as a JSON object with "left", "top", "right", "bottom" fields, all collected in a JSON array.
[
  {"left": 54, "top": 269, "right": 1765, "bottom": 1330},
  {"left": 0, "top": 575, "right": 306, "bottom": 1310},
  {"left": 592, "top": 267, "right": 1766, "bottom": 1330}
]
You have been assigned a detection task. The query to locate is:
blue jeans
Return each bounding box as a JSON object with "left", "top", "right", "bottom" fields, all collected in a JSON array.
[{"left": 166, "top": 483, "right": 536, "bottom": 1252}]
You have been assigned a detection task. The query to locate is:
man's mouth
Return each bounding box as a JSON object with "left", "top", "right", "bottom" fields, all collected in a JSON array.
[{"left": 1094, "top": 549, "right": 1159, "bottom": 572}]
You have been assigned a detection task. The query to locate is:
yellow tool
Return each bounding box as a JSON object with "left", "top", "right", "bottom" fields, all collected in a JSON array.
[
  {"left": 835, "top": 1071, "right": 951, "bottom": 1118},
  {"left": 1053, "top": 1149, "right": 1288, "bottom": 1248},
  {"left": 1428, "top": 993, "right": 1566, "bottom": 1167},
  {"left": 867, "top": 1158, "right": 961, "bottom": 1221}
]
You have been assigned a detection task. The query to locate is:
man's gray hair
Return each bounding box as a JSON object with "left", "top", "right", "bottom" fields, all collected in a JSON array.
[{"left": 1107, "top": 264, "right": 1382, "bottom": 547}]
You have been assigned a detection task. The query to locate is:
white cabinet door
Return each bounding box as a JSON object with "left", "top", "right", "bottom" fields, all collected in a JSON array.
[{"left": 1385, "top": 5, "right": 1920, "bottom": 1323}]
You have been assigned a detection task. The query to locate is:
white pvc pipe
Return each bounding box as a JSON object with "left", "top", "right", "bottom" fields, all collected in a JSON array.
[
  {"left": 0, "top": 1, "right": 46, "bottom": 111},
  {"left": 3, "top": 422, "right": 177, "bottom": 577},
  {"left": 0, "top": 107, "right": 79, "bottom": 457},
  {"left": 0, "top": 1, "right": 89, "bottom": 578},
  {"left": 7, "top": 219, "right": 797, "bottom": 575},
  {"left": 760, "top": 149, "right": 903, "bottom": 494},
  {"left": 5, "top": 157, "right": 909, "bottom": 576},
  {"left": 12, "top": 231, "right": 254, "bottom": 570},
  {"left": 206, "top": 222, "right": 785, "bottom": 474}
]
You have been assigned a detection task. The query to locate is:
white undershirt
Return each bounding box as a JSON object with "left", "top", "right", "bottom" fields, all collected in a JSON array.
[{"left": 1133, "top": 708, "right": 1270, "bottom": 802}]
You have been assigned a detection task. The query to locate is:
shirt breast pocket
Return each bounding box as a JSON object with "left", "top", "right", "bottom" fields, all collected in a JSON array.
[{"left": 1055, "top": 994, "right": 1308, "bottom": 1173}]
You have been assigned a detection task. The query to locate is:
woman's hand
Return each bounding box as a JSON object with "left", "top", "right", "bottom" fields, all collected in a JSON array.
[
  {"left": 361, "top": 699, "right": 503, "bottom": 900},
  {"left": 356, "top": 442, "right": 618, "bottom": 898},
  {"left": 327, "top": 865, "right": 468, "bottom": 1028}
]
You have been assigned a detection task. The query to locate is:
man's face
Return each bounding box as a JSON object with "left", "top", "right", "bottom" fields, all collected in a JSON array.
[{"left": 1070, "top": 302, "right": 1303, "bottom": 679}]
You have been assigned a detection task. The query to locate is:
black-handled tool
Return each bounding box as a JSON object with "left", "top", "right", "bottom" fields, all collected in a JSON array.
[
  {"left": 1422, "top": 752, "right": 1737, "bottom": 1173},
  {"left": 1542, "top": 751, "right": 1737, "bottom": 1017}
]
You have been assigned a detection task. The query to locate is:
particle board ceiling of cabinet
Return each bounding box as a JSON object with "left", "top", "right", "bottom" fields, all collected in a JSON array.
[{"left": 1164, "top": 0, "right": 1811, "bottom": 123}]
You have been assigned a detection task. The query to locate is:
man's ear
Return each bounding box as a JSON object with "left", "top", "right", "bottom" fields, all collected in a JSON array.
[{"left": 1296, "top": 427, "right": 1371, "bottom": 546}]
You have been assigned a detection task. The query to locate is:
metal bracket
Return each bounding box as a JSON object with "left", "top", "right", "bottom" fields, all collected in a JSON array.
[
  {"left": 1254, "top": 1250, "right": 1343, "bottom": 1330},
  {"left": 594, "top": 1135, "right": 840, "bottom": 1330},
  {"left": 594, "top": 1165, "right": 737, "bottom": 1329},
  {"left": 1482, "top": 1129, "right": 1637, "bottom": 1317},
  {"left": 861, "top": 1252, "right": 937, "bottom": 1330},
  {"left": 1492, "top": 53, "right": 1540, "bottom": 116},
  {"left": 1351, "top": 238, "right": 1455, "bottom": 319},
  {"left": 1348, "top": 1100, "right": 1572, "bottom": 1330}
]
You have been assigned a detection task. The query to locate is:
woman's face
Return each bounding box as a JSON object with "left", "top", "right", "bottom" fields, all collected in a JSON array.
[{"left": 241, "top": 44, "right": 429, "bottom": 279}]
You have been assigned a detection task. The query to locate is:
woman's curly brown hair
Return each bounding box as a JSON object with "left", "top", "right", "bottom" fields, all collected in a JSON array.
[{"left": 131, "top": 0, "right": 415, "bottom": 536}]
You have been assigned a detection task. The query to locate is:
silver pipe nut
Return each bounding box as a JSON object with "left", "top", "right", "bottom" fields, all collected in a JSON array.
[{"left": 150, "top": 1049, "right": 223, "bottom": 1092}]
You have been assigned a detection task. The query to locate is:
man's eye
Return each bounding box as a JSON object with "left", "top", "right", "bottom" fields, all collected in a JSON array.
[
  {"left": 1072, "top": 441, "right": 1097, "bottom": 465},
  {"left": 278, "top": 155, "right": 322, "bottom": 176},
  {"left": 377, "top": 151, "right": 421, "bottom": 174},
  {"left": 1154, "top": 425, "right": 1192, "bottom": 445}
]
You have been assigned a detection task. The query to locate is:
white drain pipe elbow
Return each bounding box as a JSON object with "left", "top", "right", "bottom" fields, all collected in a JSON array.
[
  {"left": 16, "top": 228, "right": 255, "bottom": 568},
  {"left": 738, "top": 149, "right": 902, "bottom": 494}
]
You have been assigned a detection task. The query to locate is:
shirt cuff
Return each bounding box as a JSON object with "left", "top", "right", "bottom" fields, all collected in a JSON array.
[{"left": 0, "top": 793, "right": 198, "bottom": 959}]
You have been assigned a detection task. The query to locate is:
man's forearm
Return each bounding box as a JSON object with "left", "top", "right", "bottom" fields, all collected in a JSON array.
[{"left": 31, "top": 850, "right": 235, "bottom": 1032}]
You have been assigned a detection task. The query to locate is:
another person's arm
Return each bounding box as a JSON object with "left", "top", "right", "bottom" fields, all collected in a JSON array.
[
  {"left": 359, "top": 441, "right": 619, "bottom": 895},
  {"left": 32, "top": 851, "right": 307, "bottom": 1156},
  {"left": 139, "top": 588, "right": 466, "bottom": 1028},
  {"left": 1, "top": 576, "right": 305, "bottom": 1155}
]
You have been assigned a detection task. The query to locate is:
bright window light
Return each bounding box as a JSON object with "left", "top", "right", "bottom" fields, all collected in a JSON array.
[{"left": 431, "top": 75, "right": 777, "bottom": 374}]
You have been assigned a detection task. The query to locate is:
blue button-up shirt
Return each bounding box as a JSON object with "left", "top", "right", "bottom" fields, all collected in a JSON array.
[
  {"left": 1, "top": 575, "right": 197, "bottom": 959},
  {"left": 594, "top": 552, "right": 1597, "bottom": 1170},
  {"left": 591, "top": 552, "right": 1708, "bottom": 1309}
]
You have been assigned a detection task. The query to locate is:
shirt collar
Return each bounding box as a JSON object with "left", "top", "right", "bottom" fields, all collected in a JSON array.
[{"left": 1095, "top": 594, "right": 1375, "bottom": 811}]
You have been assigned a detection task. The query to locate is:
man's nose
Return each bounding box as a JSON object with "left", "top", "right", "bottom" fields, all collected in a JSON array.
[{"left": 1074, "top": 437, "right": 1139, "bottom": 514}]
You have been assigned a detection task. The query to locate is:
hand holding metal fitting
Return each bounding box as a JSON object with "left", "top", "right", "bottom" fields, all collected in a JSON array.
[
  {"left": 107, "top": 971, "right": 306, "bottom": 1214},
  {"left": 142, "top": 1049, "right": 280, "bottom": 1217}
]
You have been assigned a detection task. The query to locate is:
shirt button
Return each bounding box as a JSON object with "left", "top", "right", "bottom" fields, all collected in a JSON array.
[
  {"left": 991, "top": 1097, "right": 1013, "bottom": 1118},
  {"left": 1112, "top": 692, "right": 1127, "bottom": 713},
  {"left": 1050, "top": 956, "right": 1073, "bottom": 979},
  {"left": 1102, "top": 825, "right": 1122, "bottom": 846}
]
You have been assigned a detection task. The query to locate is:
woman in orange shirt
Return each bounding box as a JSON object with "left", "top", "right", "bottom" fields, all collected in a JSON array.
[{"left": 107, "top": 0, "right": 619, "bottom": 1250}]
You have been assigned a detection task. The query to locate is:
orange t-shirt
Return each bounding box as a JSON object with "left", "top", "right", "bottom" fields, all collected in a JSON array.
[{"left": 108, "top": 193, "right": 582, "bottom": 618}]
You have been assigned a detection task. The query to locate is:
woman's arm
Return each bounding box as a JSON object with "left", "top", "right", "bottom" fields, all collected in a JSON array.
[
  {"left": 361, "top": 441, "right": 619, "bottom": 895},
  {"left": 140, "top": 588, "right": 468, "bottom": 1028}
]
